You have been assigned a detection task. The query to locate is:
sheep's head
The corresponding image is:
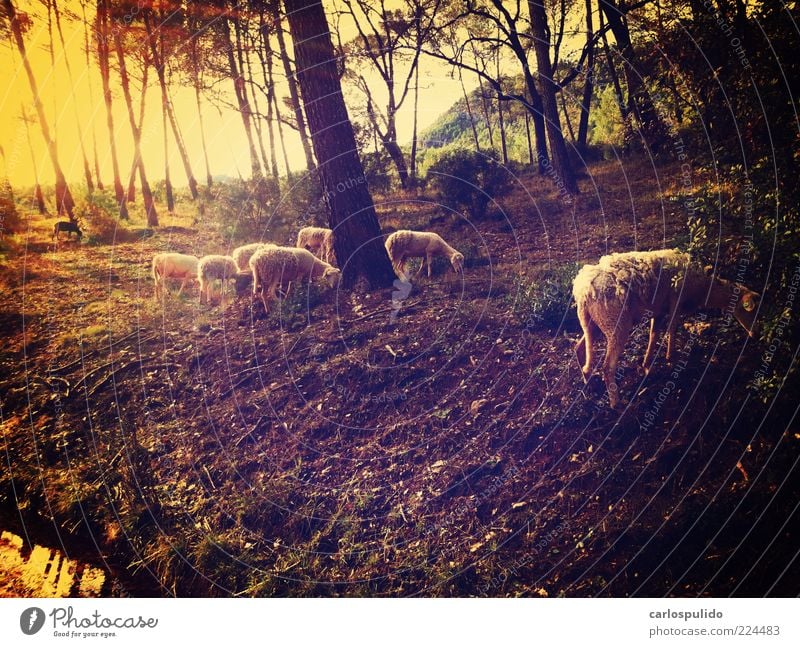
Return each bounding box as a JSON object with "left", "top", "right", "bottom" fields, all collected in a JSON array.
[
  {"left": 450, "top": 252, "right": 465, "bottom": 274},
  {"left": 733, "top": 287, "right": 760, "bottom": 337},
  {"left": 234, "top": 271, "right": 253, "bottom": 297},
  {"left": 323, "top": 266, "right": 341, "bottom": 288}
]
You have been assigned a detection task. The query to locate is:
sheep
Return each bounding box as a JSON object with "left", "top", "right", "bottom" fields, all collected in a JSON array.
[
  {"left": 53, "top": 221, "right": 82, "bottom": 241},
  {"left": 573, "top": 249, "right": 759, "bottom": 408},
  {"left": 232, "top": 242, "right": 273, "bottom": 272},
  {"left": 152, "top": 252, "right": 200, "bottom": 300},
  {"left": 384, "top": 230, "right": 464, "bottom": 280},
  {"left": 248, "top": 245, "right": 341, "bottom": 314},
  {"left": 296, "top": 226, "right": 333, "bottom": 260},
  {"left": 197, "top": 254, "right": 250, "bottom": 305}
]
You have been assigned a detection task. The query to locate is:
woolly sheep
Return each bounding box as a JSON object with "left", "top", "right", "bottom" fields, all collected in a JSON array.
[
  {"left": 232, "top": 242, "right": 274, "bottom": 272},
  {"left": 573, "top": 249, "right": 759, "bottom": 408},
  {"left": 197, "top": 254, "right": 250, "bottom": 304},
  {"left": 248, "top": 245, "right": 341, "bottom": 314},
  {"left": 384, "top": 230, "right": 464, "bottom": 280},
  {"left": 152, "top": 252, "right": 200, "bottom": 300},
  {"left": 296, "top": 226, "right": 334, "bottom": 262}
]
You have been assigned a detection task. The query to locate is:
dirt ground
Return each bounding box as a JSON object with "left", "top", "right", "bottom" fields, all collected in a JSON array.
[{"left": 1, "top": 159, "right": 798, "bottom": 596}]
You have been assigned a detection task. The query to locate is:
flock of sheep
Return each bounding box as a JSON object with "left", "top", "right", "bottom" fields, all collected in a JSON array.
[{"left": 149, "top": 225, "right": 760, "bottom": 408}]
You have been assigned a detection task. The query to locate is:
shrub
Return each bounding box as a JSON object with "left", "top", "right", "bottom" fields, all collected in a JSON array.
[
  {"left": 0, "top": 180, "right": 21, "bottom": 236},
  {"left": 78, "top": 190, "right": 123, "bottom": 244},
  {"left": 510, "top": 263, "right": 578, "bottom": 331},
  {"left": 427, "top": 150, "right": 514, "bottom": 219}
]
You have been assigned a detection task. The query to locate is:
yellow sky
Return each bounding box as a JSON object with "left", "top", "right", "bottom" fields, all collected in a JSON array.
[{"left": 0, "top": 0, "right": 466, "bottom": 189}]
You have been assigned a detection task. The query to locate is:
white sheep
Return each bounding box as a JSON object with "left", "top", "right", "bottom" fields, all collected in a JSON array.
[
  {"left": 573, "top": 249, "right": 759, "bottom": 408},
  {"left": 197, "top": 254, "right": 250, "bottom": 305},
  {"left": 232, "top": 242, "right": 273, "bottom": 272},
  {"left": 152, "top": 252, "right": 200, "bottom": 300},
  {"left": 296, "top": 226, "right": 334, "bottom": 262},
  {"left": 384, "top": 230, "right": 464, "bottom": 280},
  {"left": 248, "top": 245, "right": 341, "bottom": 314}
]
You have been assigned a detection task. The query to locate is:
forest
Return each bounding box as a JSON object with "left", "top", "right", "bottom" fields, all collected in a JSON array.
[{"left": 0, "top": 0, "right": 798, "bottom": 597}]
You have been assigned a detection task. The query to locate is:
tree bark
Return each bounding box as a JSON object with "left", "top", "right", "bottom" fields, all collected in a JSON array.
[
  {"left": 410, "top": 61, "right": 420, "bottom": 181},
  {"left": 96, "top": 0, "right": 127, "bottom": 218},
  {"left": 114, "top": 30, "right": 158, "bottom": 227},
  {"left": 21, "top": 106, "right": 46, "bottom": 214},
  {"left": 528, "top": 0, "right": 579, "bottom": 194},
  {"left": 162, "top": 96, "right": 175, "bottom": 212},
  {"left": 80, "top": 0, "right": 103, "bottom": 189},
  {"left": 284, "top": 0, "right": 396, "bottom": 289},
  {"left": 4, "top": 0, "right": 75, "bottom": 219},
  {"left": 458, "top": 67, "right": 481, "bottom": 151},
  {"left": 497, "top": 92, "right": 509, "bottom": 165}
]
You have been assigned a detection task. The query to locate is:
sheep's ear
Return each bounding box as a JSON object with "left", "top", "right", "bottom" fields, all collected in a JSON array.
[{"left": 703, "top": 265, "right": 714, "bottom": 276}]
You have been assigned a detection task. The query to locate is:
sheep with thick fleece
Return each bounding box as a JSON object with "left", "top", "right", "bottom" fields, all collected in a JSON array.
[
  {"left": 232, "top": 242, "right": 274, "bottom": 272},
  {"left": 197, "top": 255, "right": 250, "bottom": 304},
  {"left": 249, "top": 245, "right": 340, "bottom": 313},
  {"left": 573, "top": 249, "right": 759, "bottom": 408},
  {"left": 152, "top": 252, "right": 199, "bottom": 299},
  {"left": 296, "top": 226, "right": 333, "bottom": 260},
  {"left": 384, "top": 230, "right": 464, "bottom": 279}
]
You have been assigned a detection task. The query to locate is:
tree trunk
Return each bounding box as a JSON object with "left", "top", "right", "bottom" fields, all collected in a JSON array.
[
  {"left": 561, "top": 91, "right": 576, "bottom": 143},
  {"left": 576, "top": 0, "right": 596, "bottom": 153},
  {"left": 528, "top": 0, "right": 579, "bottom": 194},
  {"left": 458, "top": 67, "right": 481, "bottom": 151},
  {"left": 114, "top": 30, "right": 158, "bottom": 227},
  {"left": 80, "top": 0, "right": 103, "bottom": 189},
  {"left": 274, "top": 9, "right": 316, "bottom": 172},
  {"left": 194, "top": 84, "right": 213, "bottom": 188},
  {"left": 524, "top": 111, "right": 534, "bottom": 165},
  {"left": 497, "top": 92, "right": 509, "bottom": 165},
  {"left": 162, "top": 98, "right": 174, "bottom": 212},
  {"left": 240, "top": 19, "right": 273, "bottom": 178},
  {"left": 410, "top": 62, "right": 420, "bottom": 181},
  {"left": 53, "top": 0, "right": 94, "bottom": 192},
  {"left": 96, "top": 0, "right": 127, "bottom": 218},
  {"left": 598, "top": 4, "right": 627, "bottom": 121},
  {"left": 599, "top": 0, "right": 668, "bottom": 151},
  {"left": 4, "top": 0, "right": 75, "bottom": 219},
  {"left": 21, "top": 106, "right": 46, "bottom": 214},
  {"left": 284, "top": 0, "right": 396, "bottom": 289},
  {"left": 221, "top": 14, "right": 262, "bottom": 179}
]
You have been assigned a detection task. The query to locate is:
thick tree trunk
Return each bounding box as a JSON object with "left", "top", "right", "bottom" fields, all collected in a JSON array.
[
  {"left": 599, "top": 0, "right": 668, "bottom": 151},
  {"left": 221, "top": 15, "right": 262, "bottom": 179},
  {"left": 576, "top": 0, "right": 596, "bottom": 153},
  {"left": 162, "top": 99, "right": 174, "bottom": 213},
  {"left": 528, "top": 0, "right": 579, "bottom": 194},
  {"left": 114, "top": 31, "right": 158, "bottom": 227},
  {"left": 4, "top": 0, "right": 75, "bottom": 219},
  {"left": 274, "top": 11, "right": 316, "bottom": 172},
  {"left": 284, "top": 0, "right": 396, "bottom": 289},
  {"left": 96, "top": 0, "right": 127, "bottom": 218}
]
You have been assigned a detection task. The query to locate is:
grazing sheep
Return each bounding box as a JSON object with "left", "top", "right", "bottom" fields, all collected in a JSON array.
[
  {"left": 152, "top": 252, "right": 200, "bottom": 299},
  {"left": 232, "top": 242, "right": 273, "bottom": 272},
  {"left": 384, "top": 230, "right": 464, "bottom": 280},
  {"left": 249, "top": 245, "right": 341, "bottom": 314},
  {"left": 296, "top": 226, "right": 333, "bottom": 259},
  {"left": 573, "top": 249, "right": 759, "bottom": 408},
  {"left": 319, "top": 230, "right": 337, "bottom": 266},
  {"left": 53, "top": 221, "right": 83, "bottom": 241},
  {"left": 197, "top": 255, "right": 250, "bottom": 304}
]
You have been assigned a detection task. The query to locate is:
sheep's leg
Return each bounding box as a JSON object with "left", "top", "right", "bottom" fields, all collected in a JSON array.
[
  {"left": 602, "top": 319, "right": 631, "bottom": 409},
  {"left": 413, "top": 256, "right": 425, "bottom": 279},
  {"left": 576, "top": 304, "right": 596, "bottom": 380},
  {"left": 665, "top": 314, "right": 681, "bottom": 363},
  {"left": 427, "top": 253, "right": 433, "bottom": 278},
  {"left": 642, "top": 318, "right": 663, "bottom": 375}
]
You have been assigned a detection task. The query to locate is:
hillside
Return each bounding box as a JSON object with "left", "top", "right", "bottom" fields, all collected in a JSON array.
[{"left": 1, "top": 158, "right": 798, "bottom": 596}]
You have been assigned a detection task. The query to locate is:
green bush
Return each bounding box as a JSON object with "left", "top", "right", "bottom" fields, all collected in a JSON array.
[
  {"left": 511, "top": 263, "right": 578, "bottom": 331},
  {"left": 426, "top": 150, "right": 514, "bottom": 219}
]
